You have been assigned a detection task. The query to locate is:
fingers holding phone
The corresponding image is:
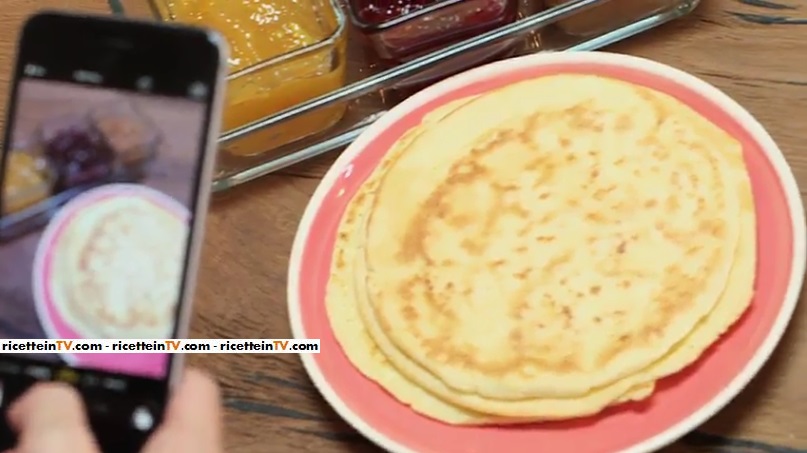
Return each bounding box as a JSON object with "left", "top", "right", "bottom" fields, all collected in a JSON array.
[
  {"left": 141, "top": 369, "right": 223, "bottom": 453},
  {"left": 6, "top": 369, "right": 223, "bottom": 453},
  {"left": 0, "top": 11, "right": 227, "bottom": 453},
  {"left": 8, "top": 382, "right": 100, "bottom": 453}
]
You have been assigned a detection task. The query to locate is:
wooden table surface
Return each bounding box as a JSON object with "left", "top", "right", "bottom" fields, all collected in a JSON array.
[{"left": 3, "top": 0, "right": 807, "bottom": 452}]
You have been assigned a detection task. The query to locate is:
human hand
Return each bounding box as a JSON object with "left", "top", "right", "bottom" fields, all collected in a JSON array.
[{"left": 4, "top": 368, "right": 223, "bottom": 453}]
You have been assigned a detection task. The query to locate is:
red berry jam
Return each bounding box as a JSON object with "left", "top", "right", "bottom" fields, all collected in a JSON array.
[
  {"left": 355, "top": 0, "right": 441, "bottom": 24},
  {"left": 349, "top": 0, "right": 518, "bottom": 64},
  {"left": 42, "top": 125, "right": 115, "bottom": 191}
]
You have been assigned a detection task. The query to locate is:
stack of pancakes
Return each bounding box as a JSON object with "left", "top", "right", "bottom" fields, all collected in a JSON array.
[
  {"left": 326, "top": 74, "right": 757, "bottom": 424},
  {"left": 50, "top": 194, "right": 189, "bottom": 339}
]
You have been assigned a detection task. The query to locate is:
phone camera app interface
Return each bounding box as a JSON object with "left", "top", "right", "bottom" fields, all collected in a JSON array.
[{"left": 0, "top": 77, "right": 207, "bottom": 405}]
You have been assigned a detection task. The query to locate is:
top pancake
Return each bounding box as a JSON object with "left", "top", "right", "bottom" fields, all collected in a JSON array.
[
  {"left": 51, "top": 194, "right": 188, "bottom": 339},
  {"left": 361, "top": 74, "right": 743, "bottom": 399}
]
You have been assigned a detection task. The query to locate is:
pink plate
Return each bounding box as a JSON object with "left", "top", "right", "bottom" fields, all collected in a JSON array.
[
  {"left": 287, "top": 52, "right": 806, "bottom": 453},
  {"left": 32, "top": 183, "right": 190, "bottom": 379}
]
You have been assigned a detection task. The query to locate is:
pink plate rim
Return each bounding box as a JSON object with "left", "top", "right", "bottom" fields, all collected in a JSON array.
[{"left": 287, "top": 51, "right": 807, "bottom": 453}]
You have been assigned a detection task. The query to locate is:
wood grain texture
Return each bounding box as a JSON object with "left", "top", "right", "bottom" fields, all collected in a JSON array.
[{"left": 1, "top": 0, "right": 806, "bottom": 452}]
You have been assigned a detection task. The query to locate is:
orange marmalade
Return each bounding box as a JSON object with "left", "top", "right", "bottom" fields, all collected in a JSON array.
[
  {"left": 162, "top": 0, "right": 347, "bottom": 157},
  {"left": 3, "top": 152, "right": 53, "bottom": 214}
]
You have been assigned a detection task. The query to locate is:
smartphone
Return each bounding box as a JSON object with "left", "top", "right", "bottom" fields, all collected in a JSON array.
[{"left": 0, "top": 11, "right": 227, "bottom": 452}]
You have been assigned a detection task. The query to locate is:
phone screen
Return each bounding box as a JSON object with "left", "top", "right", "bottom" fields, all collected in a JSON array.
[{"left": 0, "top": 12, "right": 223, "bottom": 451}]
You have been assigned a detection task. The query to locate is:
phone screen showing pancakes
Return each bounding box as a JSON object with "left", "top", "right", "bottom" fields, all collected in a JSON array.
[{"left": 0, "top": 77, "right": 207, "bottom": 395}]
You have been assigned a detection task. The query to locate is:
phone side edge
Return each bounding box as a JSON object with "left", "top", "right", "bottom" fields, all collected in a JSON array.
[{"left": 167, "top": 30, "right": 230, "bottom": 391}]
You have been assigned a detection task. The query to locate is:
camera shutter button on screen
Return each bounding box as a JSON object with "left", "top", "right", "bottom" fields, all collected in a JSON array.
[{"left": 131, "top": 405, "right": 154, "bottom": 432}]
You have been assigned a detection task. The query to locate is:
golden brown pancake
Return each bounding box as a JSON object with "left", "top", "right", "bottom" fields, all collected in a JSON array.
[
  {"left": 328, "top": 150, "right": 659, "bottom": 423},
  {"left": 49, "top": 194, "right": 188, "bottom": 339},
  {"left": 362, "top": 74, "right": 744, "bottom": 401},
  {"left": 326, "top": 74, "right": 755, "bottom": 422}
]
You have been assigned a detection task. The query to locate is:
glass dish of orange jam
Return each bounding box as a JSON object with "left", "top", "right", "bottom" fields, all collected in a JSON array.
[
  {"left": 2, "top": 149, "right": 55, "bottom": 215},
  {"left": 156, "top": 0, "right": 348, "bottom": 166}
]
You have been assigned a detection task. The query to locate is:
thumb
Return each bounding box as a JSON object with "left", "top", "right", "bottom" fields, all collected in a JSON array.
[
  {"left": 142, "top": 369, "right": 222, "bottom": 453},
  {"left": 8, "top": 383, "right": 99, "bottom": 453}
]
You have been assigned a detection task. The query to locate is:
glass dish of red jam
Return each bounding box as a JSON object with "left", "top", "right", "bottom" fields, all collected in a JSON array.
[
  {"left": 38, "top": 114, "right": 116, "bottom": 192},
  {"left": 347, "top": 0, "right": 520, "bottom": 87}
]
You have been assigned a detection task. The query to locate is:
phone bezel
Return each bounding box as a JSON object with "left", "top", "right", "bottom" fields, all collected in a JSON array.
[{"left": 0, "top": 10, "right": 229, "bottom": 403}]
